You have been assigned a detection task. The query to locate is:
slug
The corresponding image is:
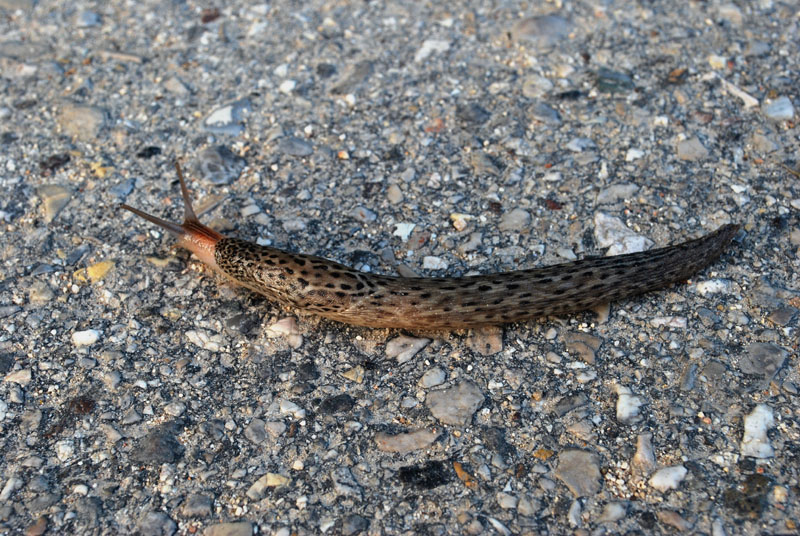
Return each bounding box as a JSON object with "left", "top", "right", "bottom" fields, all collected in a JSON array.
[{"left": 121, "top": 164, "right": 739, "bottom": 329}]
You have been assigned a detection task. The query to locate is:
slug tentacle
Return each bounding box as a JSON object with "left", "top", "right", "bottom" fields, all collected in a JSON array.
[{"left": 123, "top": 164, "right": 739, "bottom": 329}]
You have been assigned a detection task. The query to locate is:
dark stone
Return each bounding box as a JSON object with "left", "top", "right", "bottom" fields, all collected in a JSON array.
[
  {"left": 135, "top": 511, "right": 177, "bottom": 536},
  {"left": 318, "top": 394, "right": 355, "bottom": 415},
  {"left": 137, "top": 146, "right": 162, "bottom": 159},
  {"left": 481, "top": 427, "right": 515, "bottom": 460},
  {"left": 342, "top": 514, "right": 369, "bottom": 535},
  {"left": 316, "top": 63, "right": 337, "bottom": 78},
  {"left": 130, "top": 425, "right": 185, "bottom": 464},
  {"left": 40, "top": 153, "right": 71, "bottom": 172},
  {"left": 295, "top": 361, "right": 319, "bottom": 382},
  {"left": 723, "top": 474, "right": 772, "bottom": 519},
  {"left": 397, "top": 461, "right": 450, "bottom": 489},
  {"left": 553, "top": 393, "right": 589, "bottom": 417},
  {"left": 639, "top": 510, "right": 656, "bottom": 529},
  {"left": 456, "top": 102, "right": 491, "bottom": 125},
  {"left": 181, "top": 493, "right": 213, "bottom": 518},
  {"left": 0, "top": 353, "right": 13, "bottom": 374},
  {"left": 595, "top": 67, "right": 634, "bottom": 93}
]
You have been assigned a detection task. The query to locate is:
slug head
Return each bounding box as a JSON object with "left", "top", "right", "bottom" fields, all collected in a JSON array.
[{"left": 120, "top": 162, "right": 223, "bottom": 269}]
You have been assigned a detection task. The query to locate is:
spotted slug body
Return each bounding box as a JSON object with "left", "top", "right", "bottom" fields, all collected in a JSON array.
[{"left": 122, "top": 164, "right": 739, "bottom": 329}]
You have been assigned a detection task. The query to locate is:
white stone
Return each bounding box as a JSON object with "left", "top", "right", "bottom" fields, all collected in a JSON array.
[
  {"left": 740, "top": 404, "right": 774, "bottom": 458},
  {"left": 55, "top": 440, "right": 75, "bottom": 461},
  {"left": 625, "top": 148, "right": 644, "bottom": 161},
  {"left": 393, "top": 223, "right": 415, "bottom": 241},
  {"left": 615, "top": 385, "right": 643, "bottom": 423},
  {"left": 649, "top": 465, "right": 688, "bottom": 492},
  {"left": 695, "top": 279, "right": 731, "bottom": 296},
  {"left": 423, "top": 256, "right": 448, "bottom": 270},
  {"left": 72, "top": 329, "right": 100, "bottom": 347},
  {"left": 414, "top": 39, "right": 450, "bottom": 62},
  {"left": 594, "top": 212, "right": 654, "bottom": 255}
]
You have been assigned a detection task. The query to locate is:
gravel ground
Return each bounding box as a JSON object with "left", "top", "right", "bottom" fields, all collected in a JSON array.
[{"left": 1, "top": 0, "right": 798, "bottom": 534}]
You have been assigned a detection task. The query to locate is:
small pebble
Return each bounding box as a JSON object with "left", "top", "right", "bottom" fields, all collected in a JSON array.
[
  {"left": 37, "top": 184, "right": 72, "bottom": 222},
  {"left": 374, "top": 428, "right": 439, "bottom": 453},
  {"left": 739, "top": 343, "right": 787, "bottom": 381},
  {"left": 203, "top": 521, "right": 252, "bottom": 536},
  {"left": 594, "top": 212, "right": 653, "bottom": 255},
  {"left": 414, "top": 39, "right": 449, "bottom": 63},
  {"left": 614, "top": 385, "right": 643, "bottom": 423},
  {"left": 762, "top": 96, "right": 794, "bottom": 121},
  {"left": 566, "top": 137, "right": 596, "bottom": 152},
  {"left": 740, "top": 404, "right": 774, "bottom": 458},
  {"left": 676, "top": 136, "right": 709, "bottom": 161},
  {"left": 554, "top": 450, "right": 602, "bottom": 497},
  {"left": 596, "top": 183, "right": 639, "bottom": 205},
  {"left": 695, "top": 279, "right": 731, "bottom": 295},
  {"left": 351, "top": 206, "right": 376, "bottom": 223},
  {"left": 498, "top": 208, "right": 530, "bottom": 231},
  {"left": 422, "top": 256, "right": 448, "bottom": 270},
  {"left": 277, "top": 136, "right": 313, "bottom": 156},
  {"left": 385, "top": 336, "right": 429, "bottom": 363},
  {"left": 181, "top": 493, "right": 213, "bottom": 518},
  {"left": 599, "top": 502, "right": 627, "bottom": 523},
  {"left": 426, "top": 380, "right": 484, "bottom": 425},
  {"left": 58, "top": 101, "right": 107, "bottom": 141},
  {"left": 136, "top": 512, "right": 176, "bottom": 536},
  {"left": 203, "top": 98, "right": 252, "bottom": 135},
  {"left": 55, "top": 440, "right": 74, "bottom": 461},
  {"left": 419, "top": 367, "right": 446, "bottom": 388},
  {"left": 194, "top": 145, "right": 246, "bottom": 185},
  {"left": 393, "top": 223, "right": 415, "bottom": 241},
  {"left": 511, "top": 15, "right": 573, "bottom": 49},
  {"left": 72, "top": 329, "right": 100, "bottom": 347},
  {"left": 649, "top": 465, "right": 688, "bottom": 492}
]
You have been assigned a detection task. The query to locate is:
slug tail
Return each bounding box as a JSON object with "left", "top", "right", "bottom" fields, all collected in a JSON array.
[{"left": 120, "top": 162, "right": 223, "bottom": 268}]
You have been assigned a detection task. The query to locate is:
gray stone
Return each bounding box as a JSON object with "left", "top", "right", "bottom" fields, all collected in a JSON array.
[
  {"left": 181, "top": 493, "right": 213, "bottom": 517},
  {"left": 554, "top": 450, "right": 602, "bottom": 497},
  {"left": 676, "top": 137, "right": 709, "bottom": 161},
  {"left": 37, "top": 184, "right": 72, "bottom": 222},
  {"left": 136, "top": 512, "right": 177, "bottom": 536},
  {"left": 426, "top": 380, "right": 484, "bottom": 425},
  {"left": 385, "top": 336, "right": 430, "bottom": 363},
  {"left": 529, "top": 101, "right": 561, "bottom": 125},
  {"left": 203, "top": 98, "right": 252, "bottom": 135},
  {"left": 244, "top": 418, "right": 267, "bottom": 444},
  {"left": 739, "top": 343, "right": 787, "bottom": 381},
  {"left": 419, "top": 367, "right": 446, "bottom": 388},
  {"left": 763, "top": 96, "right": 794, "bottom": 120},
  {"left": 203, "top": 521, "right": 253, "bottom": 536},
  {"left": 195, "top": 145, "right": 246, "bottom": 185},
  {"left": 342, "top": 514, "right": 369, "bottom": 535},
  {"left": 277, "top": 136, "right": 313, "bottom": 156},
  {"left": 57, "top": 101, "right": 107, "bottom": 142},
  {"left": 375, "top": 428, "right": 440, "bottom": 453},
  {"left": 596, "top": 183, "right": 639, "bottom": 205},
  {"left": 566, "top": 137, "right": 596, "bottom": 152},
  {"left": 498, "top": 208, "right": 530, "bottom": 231},
  {"left": 511, "top": 15, "right": 573, "bottom": 49}
]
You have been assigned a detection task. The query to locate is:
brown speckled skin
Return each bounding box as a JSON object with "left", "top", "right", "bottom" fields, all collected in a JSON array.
[{"left": 214, "top": 224, "right": 739, "bottom": 329}]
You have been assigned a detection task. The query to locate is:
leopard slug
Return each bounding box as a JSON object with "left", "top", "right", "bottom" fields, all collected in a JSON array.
[{"left": 120, "top": 164, "right": 739, "bottom": 329}]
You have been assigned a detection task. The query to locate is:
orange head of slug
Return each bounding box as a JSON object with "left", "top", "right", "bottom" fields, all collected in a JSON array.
[{"left": 120, "top": 162, "right": 224, "bottom": 269}]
